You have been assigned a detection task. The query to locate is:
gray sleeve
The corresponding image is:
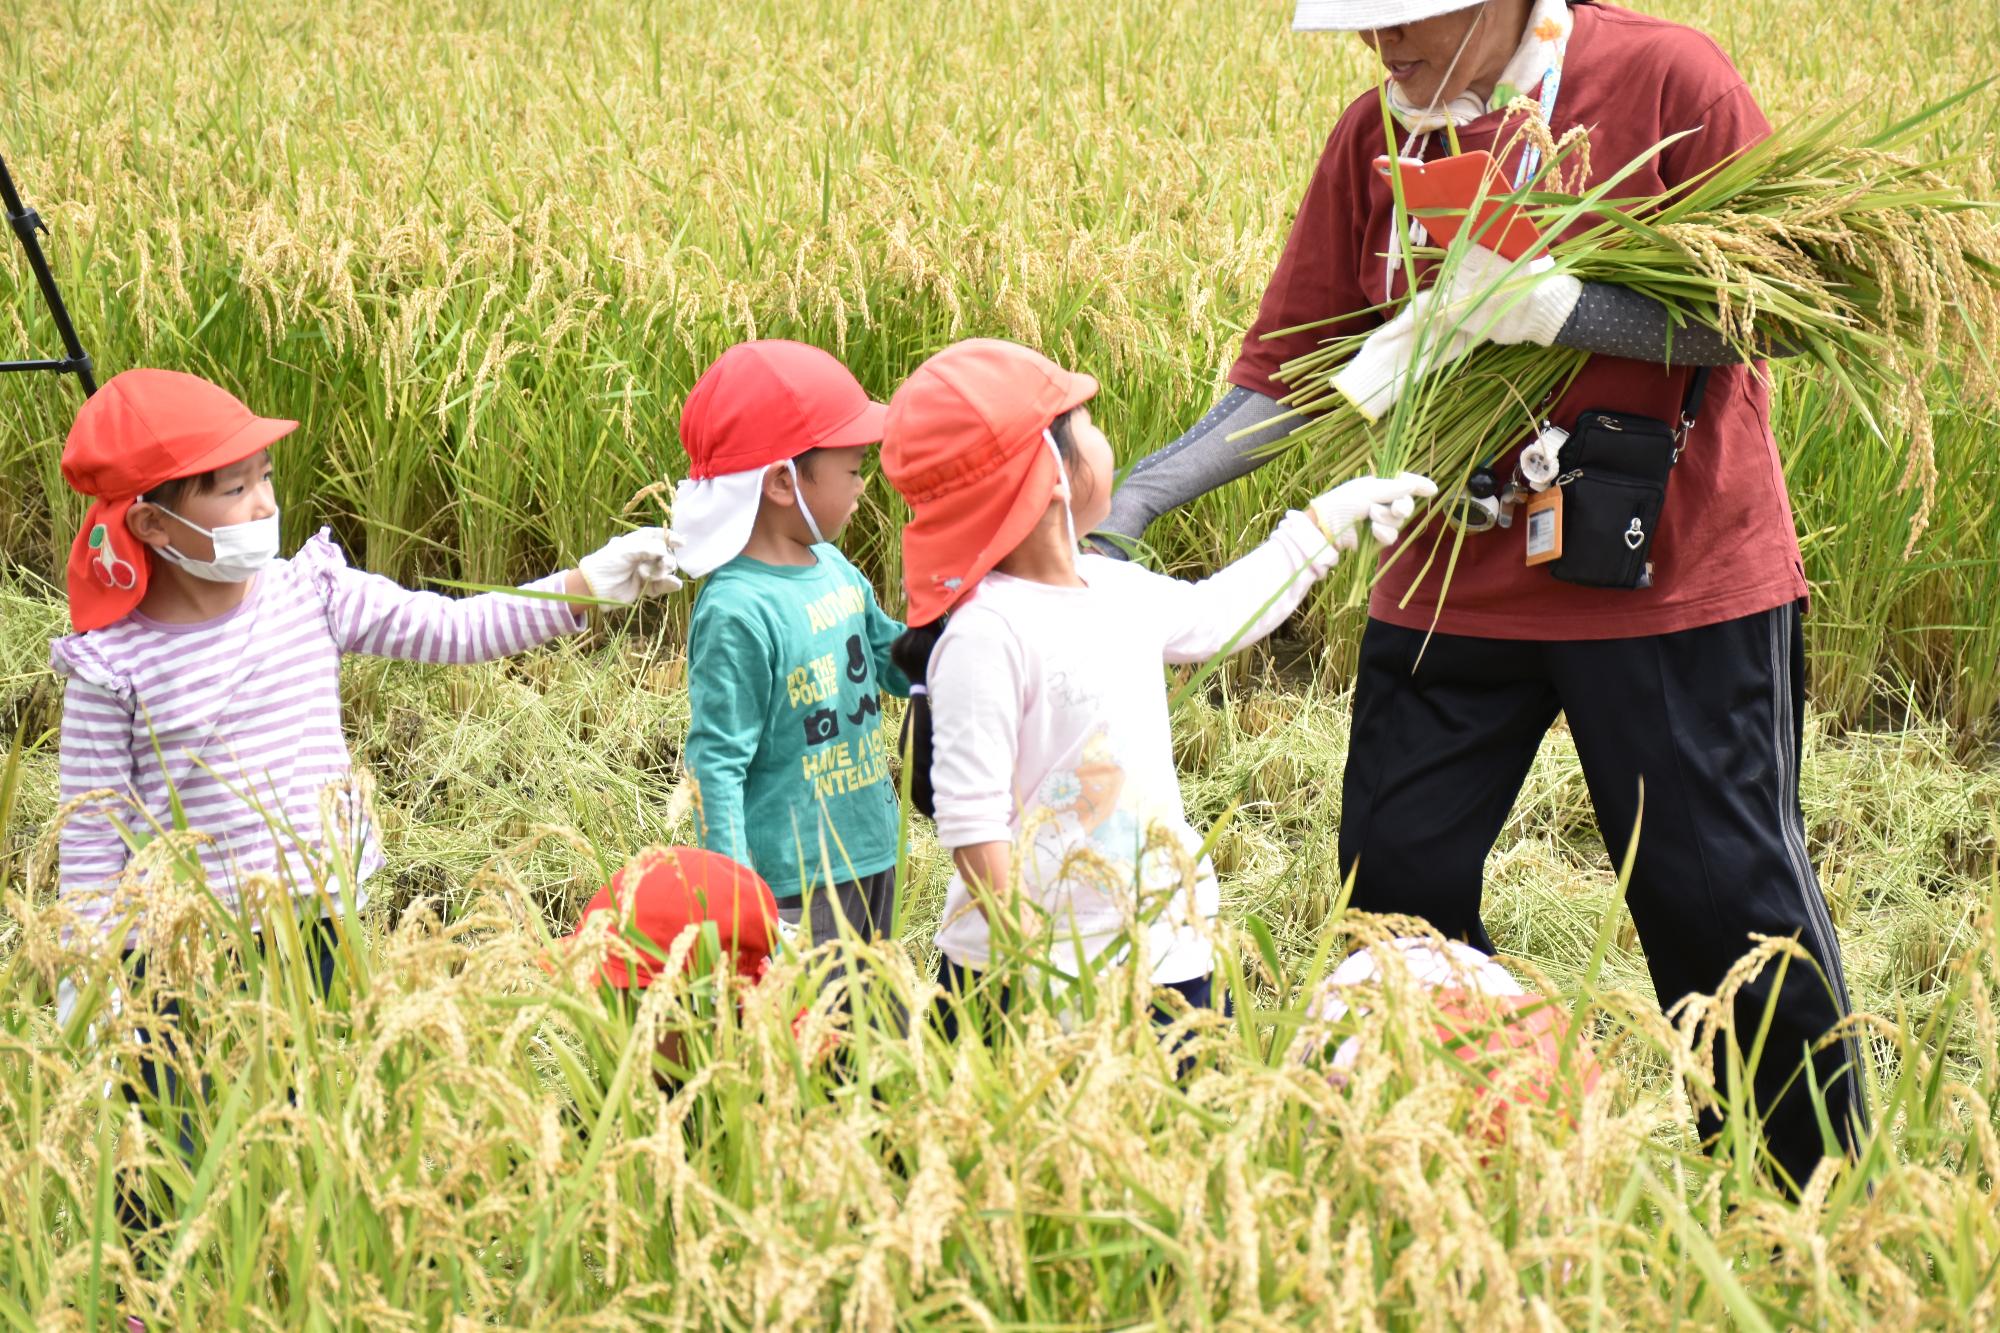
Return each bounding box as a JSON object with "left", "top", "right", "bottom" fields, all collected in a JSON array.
[
  {"left": 1091, "top": 385, "right": 1294, "bottom": 557},
  {"left": 1556, "top": 281, "right": 1798, "bottom": 365},
  {"left": 1090, "top": 282, "right": 1787, "bottom": 557}
]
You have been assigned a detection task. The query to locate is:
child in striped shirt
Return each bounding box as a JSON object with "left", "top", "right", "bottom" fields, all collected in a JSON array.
[{"left": 51, "top": 369, "right": 684, "bottom": 952}]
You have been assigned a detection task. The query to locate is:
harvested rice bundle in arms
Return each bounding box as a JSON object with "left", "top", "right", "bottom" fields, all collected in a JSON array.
[{"left": 1274, "top": 96, "right": 2000, "bottom": 567}]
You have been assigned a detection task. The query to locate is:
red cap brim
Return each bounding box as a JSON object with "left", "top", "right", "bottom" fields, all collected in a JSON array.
[
  {"left": 165, "top": 412, "right": 300, "bottom": 485},
  {"left": 816, "top": 399, "right": 889, "bottom": 450}
]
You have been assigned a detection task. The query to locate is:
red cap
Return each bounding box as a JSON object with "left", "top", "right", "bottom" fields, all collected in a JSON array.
[
  {"left": 565, "top": 846, "right": 779, "bottom": 988},
  {"left": 59, "top": 369, "right": 298, "bottom": 632},
  {"left": 880, "top": 340, "right": 1097, "bottom": 625},
  {"left": 678, "top": 340, "right": 887, "bottom": 480},
  {"left": 1433, "top": 990, "right": 1604, "bottom": 1143}
]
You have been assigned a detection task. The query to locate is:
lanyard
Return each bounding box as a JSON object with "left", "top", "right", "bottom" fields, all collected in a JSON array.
[
  {"left": 1443, "top": 44, "right": 1573, "bottom": 506},
  {"left": 1512, "top": 50, "right": 1566, "bottom": 188},
  {"left": 1382, "top": 41, "right": 1568, "bottom": 300}
]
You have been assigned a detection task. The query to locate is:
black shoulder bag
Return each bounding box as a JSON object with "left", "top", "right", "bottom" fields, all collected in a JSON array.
[{"left": 1547, "top": 366, "right": 1712, "bottom": 590}]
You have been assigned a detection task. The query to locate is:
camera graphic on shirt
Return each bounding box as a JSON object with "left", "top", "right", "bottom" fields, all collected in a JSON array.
[{"left": 802, "top": 708, "right": 841, "bottom": 746}]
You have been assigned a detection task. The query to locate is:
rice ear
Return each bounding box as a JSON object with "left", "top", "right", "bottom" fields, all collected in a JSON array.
[{"left": 1276, "top": 96, "right": 2000, "bottom": 565}]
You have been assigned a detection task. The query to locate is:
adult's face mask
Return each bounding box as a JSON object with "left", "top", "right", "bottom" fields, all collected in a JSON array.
[{"left": 152, "top": 505, "right": 282, "bottom": 583}]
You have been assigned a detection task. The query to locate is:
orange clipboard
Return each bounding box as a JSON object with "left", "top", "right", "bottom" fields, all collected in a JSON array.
[{"left": 1373, "top": 150, "right": 1545, "bottom": 261}]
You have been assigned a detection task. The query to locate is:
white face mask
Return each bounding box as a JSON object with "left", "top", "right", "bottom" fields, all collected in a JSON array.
[{"left": 150, "top": 504, "right": 282, "bottom": 582}]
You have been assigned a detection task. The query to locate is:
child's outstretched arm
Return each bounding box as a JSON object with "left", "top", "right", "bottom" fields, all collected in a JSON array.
[
  {"left": 571, "top": 528, "right": 684, "bottom": 606},
  {"left": 683, "top": 608, "right": 772, "bottom": 868},
  {"left": 315, "top": 528, "right": 680, "bottom": 664},
  {"left": 1154, "top": 474, "right": 1435, "bottom": 664}
]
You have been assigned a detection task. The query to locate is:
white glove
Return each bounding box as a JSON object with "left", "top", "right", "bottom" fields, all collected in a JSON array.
[
  {"left": 1333, "top": 245, "right": 1583, "bottom": 423},
  {"left": 579, "top": 527, "right": 685, "bottom": 603},
  {"left": 1438, "top": 244, "right": 1583, "bottom": 349},
  {"left": 1309, "top": 472, "right": 1440, "bottom": 550}
]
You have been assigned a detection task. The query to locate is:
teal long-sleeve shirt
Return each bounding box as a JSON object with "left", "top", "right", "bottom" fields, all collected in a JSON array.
[{"left": 684, "top": 546, "right": 909, "bottom": 898}]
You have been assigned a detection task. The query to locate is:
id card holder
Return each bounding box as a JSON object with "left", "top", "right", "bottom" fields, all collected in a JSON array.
[{"left": 1524, "top": 486, "right": 1563, "bottom": 566}]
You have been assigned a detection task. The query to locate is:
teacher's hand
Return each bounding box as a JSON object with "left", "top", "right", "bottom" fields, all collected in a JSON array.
[{"left": 1333, "top": 245, "right": 1583, "bottom": 423}]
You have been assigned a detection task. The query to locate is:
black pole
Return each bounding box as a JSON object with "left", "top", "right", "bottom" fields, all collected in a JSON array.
[{"left": 0, "top": 149, "right": 96, "bottom": 396}]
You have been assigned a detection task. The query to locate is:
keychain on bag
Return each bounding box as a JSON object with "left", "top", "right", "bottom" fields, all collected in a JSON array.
[
  {"left": 1526, "top": 368, "right": 1712, "bottom": 589},
  {"left": 1521, "top": 421, "right": 1567, "bottom": 565},
  {"left": 1519, "top": 422, "right": 1567, "bottom": 490}
]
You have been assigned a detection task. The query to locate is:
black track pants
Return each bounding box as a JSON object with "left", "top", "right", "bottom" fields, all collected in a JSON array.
[{"left": 1339, "top": 602, "right": 1866, "bottom": 1188}]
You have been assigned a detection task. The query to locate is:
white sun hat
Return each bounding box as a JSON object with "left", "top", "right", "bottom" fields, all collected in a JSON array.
[
  {"left": 1293, "top": 0, "right": 1485, "bottom": 30},
  {"left": 1312, "top": 937, "right": 1524, "bottom": 1022},
  {"left": 1307, "top": 936, "right": 1525, "bottom": 1073}
]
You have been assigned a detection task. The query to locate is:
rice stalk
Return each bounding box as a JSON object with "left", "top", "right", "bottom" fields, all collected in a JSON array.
[{"left": 1276, "top": 96, "right": 2000, "bottom": 562}]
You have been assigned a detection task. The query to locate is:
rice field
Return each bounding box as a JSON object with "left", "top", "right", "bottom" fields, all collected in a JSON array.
[
  {"left": 4, "top": 578, "right": 1999, "bottom": 1326},
  {"left": 2, "top": 0, "right": 1997, "bottom": 725},
  {"left": 3, "top": 0, "right": 2000, "bottom": 1325}
]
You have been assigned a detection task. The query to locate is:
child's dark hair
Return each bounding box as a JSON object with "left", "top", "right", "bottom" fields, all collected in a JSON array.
[
  {"left": 141, "top": 469, "right": 221, "bottom": 510},
  {"left": 1047, "top": 409, "right": 1089, "bottom": 508},
  {"left": 893, "top": 409, "right": 1084, "bottom": 819}
]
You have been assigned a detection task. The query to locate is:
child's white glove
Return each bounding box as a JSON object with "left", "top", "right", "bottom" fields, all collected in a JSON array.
[
  {"left": 1309, "top": 472, "right": 1440, "bottom": 550},
  {"left": 579, "top": 527, "right": 686, "bottom": 603},
  {"left": 1333, "top": 245, "right": 1583, "bottom": 423}
]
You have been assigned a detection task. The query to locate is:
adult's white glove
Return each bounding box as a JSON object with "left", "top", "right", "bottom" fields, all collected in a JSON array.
[
  {"left": 1309, "top": 472, "right": 1440, "bottom": 550},
  {"left": 1333, "top": 245, "right": 1583, "bottom": 423},
  {"left": 579, "top": 527, "right": 685, "bottom": 603}
]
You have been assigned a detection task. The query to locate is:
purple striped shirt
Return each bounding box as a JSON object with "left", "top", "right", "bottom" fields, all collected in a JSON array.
[{"left": 52, "top": 530, "right": 583, "bottom": 938}]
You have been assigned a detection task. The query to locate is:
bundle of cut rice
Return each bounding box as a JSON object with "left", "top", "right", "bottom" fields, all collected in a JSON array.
[{"left": 1272, "top": 94, "right": 2000, "bottom": 576}]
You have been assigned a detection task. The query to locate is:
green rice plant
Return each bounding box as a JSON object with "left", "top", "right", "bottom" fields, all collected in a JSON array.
[
  {"left": 0, "top": 755, "right": 1997, "bottom": 1326},
  {"left": 5, "top": 548, "right": 2000, "bottom": 1321},
  {"left": 1, "top": 0, "right": 1997, "bottom": 727}
]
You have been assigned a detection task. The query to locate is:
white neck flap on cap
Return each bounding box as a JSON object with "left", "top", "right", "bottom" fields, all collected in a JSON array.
[
  {"left": 671, "top": 459, "right": 827, "bottom": 579},
  {"left": 671, "top": 471, "right": 768, "bottom": 578}
]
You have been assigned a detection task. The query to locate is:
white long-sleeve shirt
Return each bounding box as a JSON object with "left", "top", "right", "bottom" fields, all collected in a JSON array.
[{"left": 927, "top": 509, "right": 1338, "bottom": 982}]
